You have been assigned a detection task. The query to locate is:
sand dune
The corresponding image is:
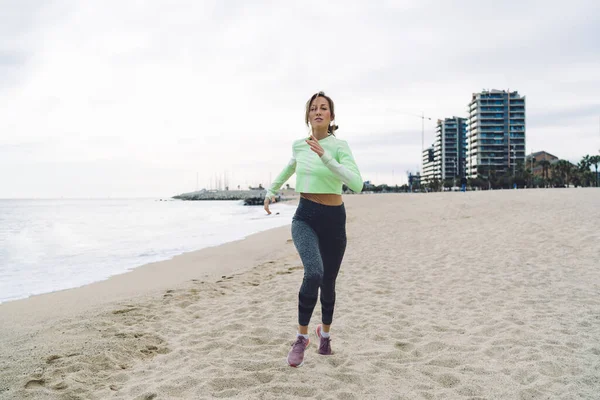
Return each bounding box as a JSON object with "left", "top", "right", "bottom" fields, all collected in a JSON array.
[{"left": 1, "top": 189, "right": 599, "bottom": 399}]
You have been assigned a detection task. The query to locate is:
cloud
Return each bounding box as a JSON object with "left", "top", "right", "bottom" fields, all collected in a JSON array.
[{"left": 1, "top": 0, "right": 599, "bottom": 197}]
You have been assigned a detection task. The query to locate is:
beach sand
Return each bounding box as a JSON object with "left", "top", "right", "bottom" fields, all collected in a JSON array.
[{"left": 1, "top": 189, "right": 599, "bottom": 399}]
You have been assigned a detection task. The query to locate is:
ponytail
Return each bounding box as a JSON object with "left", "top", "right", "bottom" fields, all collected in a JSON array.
[{"left": 328, "top": 122, "right": 339, "bottom": 135}]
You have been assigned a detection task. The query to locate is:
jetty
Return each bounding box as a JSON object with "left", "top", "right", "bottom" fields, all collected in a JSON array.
[{"left": 172, "top": 189, "right": 283, "bottom": 205}]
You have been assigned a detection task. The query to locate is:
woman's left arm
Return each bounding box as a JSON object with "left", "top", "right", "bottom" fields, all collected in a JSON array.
[{"left": 320, "top": 141, "right": 363, "bottom": 193}]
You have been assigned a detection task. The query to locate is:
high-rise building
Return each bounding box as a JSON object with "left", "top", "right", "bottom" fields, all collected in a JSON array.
[
  {"left": 466, "top": 89, "right": 526, "bottom": 178},
  {"left": 422, "top": 146, "right": 437, "bottom": 184},
  {"left": 435, "top": 117, "right": 468, "bottom": 182},
  {"left": 421, "top": 117, "right": 467, "bottom": 186}
]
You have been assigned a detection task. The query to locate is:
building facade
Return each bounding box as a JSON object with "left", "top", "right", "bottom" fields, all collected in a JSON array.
[
  {"left": 525, "top": 151, "right": 559, "bottom": 177},
  {"left": 436, "top": 117, "right": 468, "bottom": 181},
  {"left": 466, "top": 89, "right": 526, "bottom": 178},
  {"left": 421, "top": 146, "right": 437, "bottom": 184},
  {"left": 421, "top": 117, "right": 467, "bottom": 185}
]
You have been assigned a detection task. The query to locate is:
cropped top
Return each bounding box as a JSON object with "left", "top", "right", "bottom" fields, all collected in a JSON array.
[{"left": 266, "top": 135, "right": 363, "bottom": 198}]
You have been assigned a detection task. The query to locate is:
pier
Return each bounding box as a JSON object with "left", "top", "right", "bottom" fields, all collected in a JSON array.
[{"left": 171, "top": 189, "right": 285, "bottom": 205}]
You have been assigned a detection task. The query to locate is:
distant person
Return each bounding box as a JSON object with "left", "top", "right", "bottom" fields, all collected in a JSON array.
[
  {"left": 460, "top": 176, "right": 467, "bottom": 192},
  {"left": 264, "top": 91, "right": 363, "bottom": 367}
]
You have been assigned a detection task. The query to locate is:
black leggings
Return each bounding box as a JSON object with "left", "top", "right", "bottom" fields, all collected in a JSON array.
[{"left": 291, "top": 197, "right": 347, "bottom": 327}]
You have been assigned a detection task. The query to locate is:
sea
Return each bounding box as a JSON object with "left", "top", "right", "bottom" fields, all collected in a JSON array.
[{"left": 0, "top": 198, "right": 296, "bottom": 304}]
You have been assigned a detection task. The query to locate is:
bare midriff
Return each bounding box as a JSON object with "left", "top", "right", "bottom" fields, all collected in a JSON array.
[{"left": 300, "top": 193, "right": 343, "bottom": 206}]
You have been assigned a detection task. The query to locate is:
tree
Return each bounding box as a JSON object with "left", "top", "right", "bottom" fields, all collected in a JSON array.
[
  {"left": 538, "top": 160, "right": 551, "bottom": 187},
  {"left": 590, "top": 155, "right": 600, "bottom": 187},
  {"left": 468, "top": 176, "right": 485, "bottom": 190},
  {"left": 427, "top": 178, "right": 442, "bottom": 192},
  {"left": 580, "top": 155, "right": 591, "bottom": 171},
  {"left": 443, "top": 179, "right": 454, "bottom": 190},
  {"left": 513, "top": 161, "right": 529, "bottom": 188},
  {"left": 576, "top": 155, "right": 592, "bottom": 187},
  {"left": 550, "top": 160, "right": 574, "bottom": 188},
  {"left": 529, "top": 156, "right": 536, "bottom": 187}
]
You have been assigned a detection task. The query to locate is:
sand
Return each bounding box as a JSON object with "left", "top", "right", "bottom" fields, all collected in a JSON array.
[{"left": 1, "top": 189, "right": 599, "bottom": 399}]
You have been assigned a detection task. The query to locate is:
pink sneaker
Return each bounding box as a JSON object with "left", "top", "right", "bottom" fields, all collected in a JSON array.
[
  {"left": 315, "top": 324, "right": 332, "bottom": 355},
  {"left": 287, "top": 336, "right": 310, "bottom": 367}
]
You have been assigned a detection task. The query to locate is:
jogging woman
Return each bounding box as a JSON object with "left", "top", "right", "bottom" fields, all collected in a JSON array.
[{"left": 264, "top": 91, "right": 363, "bottom": 367}]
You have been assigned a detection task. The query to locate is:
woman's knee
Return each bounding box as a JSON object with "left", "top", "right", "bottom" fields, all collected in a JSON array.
[
  {"left": 304, "top": 270, "right": 323, "bottom": 285},
  {"left": 300, "top": 270, "right": 322, "bottom": 294}
]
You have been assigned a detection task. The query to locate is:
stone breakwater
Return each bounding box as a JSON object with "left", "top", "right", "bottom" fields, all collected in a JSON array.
[{"left": 172, "top": 190, "right": 283, "bottom": 205}]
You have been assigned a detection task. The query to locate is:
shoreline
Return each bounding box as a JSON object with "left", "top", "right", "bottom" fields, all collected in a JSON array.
[
  {"left": 0, "top": 197, "right": 299, "bottom": 307},
  {"left": 0, "top": 222, "right": 297, "bottom": 335}
]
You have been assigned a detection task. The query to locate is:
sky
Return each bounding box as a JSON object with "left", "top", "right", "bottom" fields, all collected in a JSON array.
[{"left": 1, "top": 0, "right": 599, "bottom": 198}]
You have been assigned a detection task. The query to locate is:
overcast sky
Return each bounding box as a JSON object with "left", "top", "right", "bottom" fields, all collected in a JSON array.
[{"left": 1, "top": 0, "right": 599, "bottom": 198}]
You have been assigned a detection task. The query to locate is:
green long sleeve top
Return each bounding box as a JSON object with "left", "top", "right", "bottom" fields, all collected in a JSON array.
[{"left": 266, "top": 134, "right": 363, "bottom": 198}]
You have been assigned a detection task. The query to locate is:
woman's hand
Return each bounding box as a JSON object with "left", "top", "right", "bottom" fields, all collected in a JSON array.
[
  {"left": 306, "top": 135, "right": 324, "bottom": 157},
  {"left": 264, "top": 195, "right": 275, "bottom": 215}
]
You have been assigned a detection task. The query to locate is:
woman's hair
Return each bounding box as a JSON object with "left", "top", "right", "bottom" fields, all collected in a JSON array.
[{"left": 305, "top": 91, "right": 338, "bottom": 134}]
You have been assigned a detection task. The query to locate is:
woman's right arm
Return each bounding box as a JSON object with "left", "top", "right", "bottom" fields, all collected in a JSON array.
[
  {"left": 264, "top": 146, "right": 297, "bottom": 215},
  {"left": 265, "top": 157, "right": 297, "bottom": 200}
]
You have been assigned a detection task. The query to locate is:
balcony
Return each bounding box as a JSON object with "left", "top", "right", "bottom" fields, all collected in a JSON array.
[
  {"left": 480, "top": 94, "right": 505, "bottom": 99},
  {"left": 481, "top": 141, "right": 505, "bottom": 146},
  {"left": 481, "top": 127, "right": 504, "bottom": 133},
  {"left": 480, "top": 122, "right": 504, "bottom": 127},
  {"left": 479, "top": 100, "right": 505, "bottom": 106}
]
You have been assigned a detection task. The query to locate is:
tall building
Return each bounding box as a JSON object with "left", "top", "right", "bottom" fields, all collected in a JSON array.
[
  {"left": 466, "top": 89, "right": 526, "bottom": 178},
  {"left": 435, "top": 117, "right": 468, "bottom": 181},
  {"left": 422, "top": 146, "right": 436, "bottom": 184},
  {"left": 421, "top": 117, "right": 467, "bottom": 186}
]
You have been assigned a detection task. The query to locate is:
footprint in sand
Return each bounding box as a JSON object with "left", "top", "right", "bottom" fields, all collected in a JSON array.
[
  {"left": 394, "top": 342, "right": 414, "bottom": 352},
  {"left": 46, "top": 355, "right": 62, "bottom": 363},
  {"left": 112, "top": 307, "right": 139, "bottom": 315},
  {"left": 24, "top": 379, "right": 45, "bottom": 389},
  {"left": 424, "top": 372, "right": 461, "bottom": 389},
  {"left": 276, "top": 270, "right": 294, "bottom": 275},
  {"left": 52, "top": 382, "right": 68, "bottom": 390},
  {"left": 427, "top": 357, "right": 461, "bottom": 368},
  {"left": 136, "top": 393, "right": 157, "bottom": 400}
]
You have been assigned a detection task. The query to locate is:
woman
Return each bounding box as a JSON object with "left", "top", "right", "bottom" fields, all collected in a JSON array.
[{"left": 264, "top": 91, "right": 363, "bottom": 367}]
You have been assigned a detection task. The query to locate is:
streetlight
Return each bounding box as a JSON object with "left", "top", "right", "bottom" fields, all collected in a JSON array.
[
  {"left": 511, "top": 144, "right": 516, "bottom": 176},
  {"left": 488, "top": 156, "right": 492, "bottom": 190},
  {"left": 395, "top": 110, "right": 434, "bottom": 174},
  {"left": 451, "top": 157, "right": 457, "bottom": 189}
]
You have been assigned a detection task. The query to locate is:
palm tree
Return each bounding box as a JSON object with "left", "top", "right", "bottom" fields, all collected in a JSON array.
[
  {"left": 577, "top": 155, "right": 593, "bottom": 187},
  {"left": 590, "top": 155, "right": 600, "bottom": 187},
  {"left": 529, "top": 156, "right": 536, "bottom": 187},
  {"left": 580, "top": 155, "right": 591, "bottom": 170},
  {"left": 550, "top": 163, "right": 561, "bottom": 187},
  {"left": 538, "top": 160, "right": 551, "bottom": 187},
  {"left": 556, "top": 160, "right": 575, "bottom": 187}
]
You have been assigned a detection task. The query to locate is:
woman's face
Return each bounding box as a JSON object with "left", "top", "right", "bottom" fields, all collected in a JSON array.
[{"left": 308, "top": 96, "right": 332, "bottom": 130}]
